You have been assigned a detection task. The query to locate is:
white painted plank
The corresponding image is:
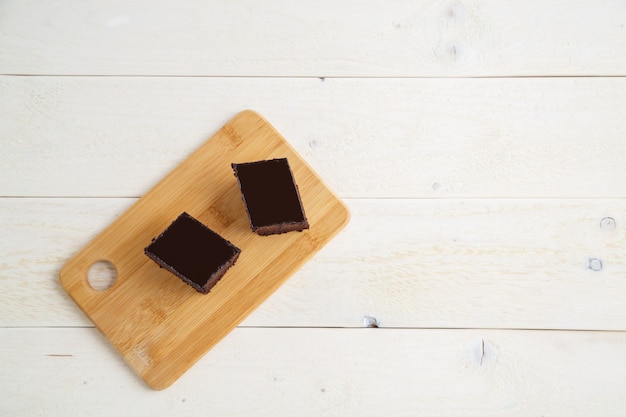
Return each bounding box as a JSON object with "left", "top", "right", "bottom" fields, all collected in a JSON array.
[
  {"left": 1, "top": 0, "right": 625, "bottom": 76},
  {"left": 2, "top": 327, "right": 626, "bottom": 416},
  {"left": 258, "top": 198, "right": 626, "bottom": 330},
  {"left": 3, "top": 198, "right": 625, "bottom": 330},
  {"left": 2, "top": 76, "right": 626, "bottom": 198}
]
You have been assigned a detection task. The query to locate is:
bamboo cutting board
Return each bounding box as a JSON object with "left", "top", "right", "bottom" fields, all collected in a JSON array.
[{"left": 59, "top": 110, "right": 350, "bottom": 390}]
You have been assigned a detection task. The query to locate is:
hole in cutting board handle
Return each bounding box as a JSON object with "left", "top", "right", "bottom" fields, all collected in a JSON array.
[{"left": 87, "top": 260, "right": 117, "bottom": 291}]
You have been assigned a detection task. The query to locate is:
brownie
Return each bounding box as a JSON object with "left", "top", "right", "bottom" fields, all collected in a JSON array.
[
  {"left": 144, "top": 212, "right": 241, "bottom": 294},
  {"left": 232, "top": 158, "right": 309, "bottom": 235}
]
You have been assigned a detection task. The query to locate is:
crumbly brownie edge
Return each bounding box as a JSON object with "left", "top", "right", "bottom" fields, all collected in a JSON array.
[
  {"left": 200, "top": 249, "right": 241, "bottom": 293},
  {"left": 144, "top": 248, "right": 207, "bottom": 293},
  {"left": 144, "top": 239, "right": 241, "bottom": 295},
  {"left": 254, "top": 220, "right": 309, "bottom": 236}
]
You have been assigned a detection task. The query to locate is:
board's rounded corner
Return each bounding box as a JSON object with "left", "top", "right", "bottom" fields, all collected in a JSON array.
[
  {"left": 145, "top": 375, "right": 175, "bottom": 391},
  {"left": 236, "top": 109, "right": 266, "bottom": 123},
  {"left": 337, "top": 200, "right": 351, "bottom": 230}
]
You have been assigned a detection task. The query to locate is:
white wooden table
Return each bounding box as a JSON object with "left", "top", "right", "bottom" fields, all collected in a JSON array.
[{"left": 2, "top": 1, "right": 626, "bottom": 415}]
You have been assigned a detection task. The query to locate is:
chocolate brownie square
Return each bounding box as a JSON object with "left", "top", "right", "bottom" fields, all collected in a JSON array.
[
  {"left": 232, "top": 158, "right": 309, "bottom": 235},
  {"left": 145, "top": 212, "right": 240, "bottom": 293}
]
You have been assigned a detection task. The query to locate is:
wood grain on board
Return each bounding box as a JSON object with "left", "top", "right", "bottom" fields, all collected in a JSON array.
[
  {"left": 59, "top": 110, "right": 349, "bottom": 389},
  {"left": 1, "top": 0, "right": 625, "bottom": 76}
]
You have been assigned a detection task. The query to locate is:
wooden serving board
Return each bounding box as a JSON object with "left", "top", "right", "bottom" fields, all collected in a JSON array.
[{"left": 59, "top": 110, "right": 350, "bottom": 390}]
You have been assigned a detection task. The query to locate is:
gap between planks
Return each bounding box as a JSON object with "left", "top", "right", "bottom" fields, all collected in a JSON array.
[
  {"left": 3, "top": 74, "right": 626, "bottom": 79},
  {"left": 4, "top": 325, "right": 626, "bottom": 334}
]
